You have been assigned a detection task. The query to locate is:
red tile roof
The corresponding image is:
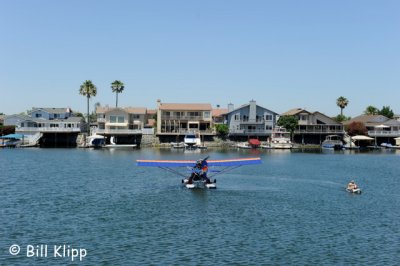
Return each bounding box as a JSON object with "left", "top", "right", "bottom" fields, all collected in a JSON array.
[
  {"left": 212, "top": 108, "right": 229, "bottom": 117},
  {"left": 159, "top": 103, "right": 212, "bottom": 111}
]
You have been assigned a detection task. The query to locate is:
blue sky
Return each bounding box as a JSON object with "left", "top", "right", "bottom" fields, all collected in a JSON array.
[{"left": 1, "top": 0, "right": 399, "bottom": 117}]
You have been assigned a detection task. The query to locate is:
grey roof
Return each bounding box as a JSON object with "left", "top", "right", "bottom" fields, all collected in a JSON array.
[
  {"left": 29, "top": 107, "right": 72, "bottom": 114},
  {"left": 226, "top": 103, "right": 278, "bottom": 115},
  {"left": 282, "top": 108, "right": 312, "bottom": 116},
  {"left": 343, "top": 115, "right": 400, "bottom": 127},
  {"left": 96, "top": 106, "right": 147, "bottom": 114}
]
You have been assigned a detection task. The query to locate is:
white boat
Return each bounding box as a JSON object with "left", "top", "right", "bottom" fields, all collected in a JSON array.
[
  {"left": 346, "top": 187, "right": 362, "bottom": 194},
  {"left": 104, "top": 136, "right": 137, "bottom": 148},
  {"left": 236, "top": 142, "right": 252, "bottom": 149},
  {"left": 184, "top": 132, "right": 201, "bottom": 149},
  {"left": 87, "top": 134, "right": 105, "bottom": 148},
  {"left": 171, "top": 142, "right": 185, "bottom": 149},
  {"left": 270, "top": 127, "right": 293, "bottom": 149},
  {"left": 260, "top": 144, "right": 272, "bottom": 149},
  {"left": 342, "top": 134, "right": 359, "bottom": 150},
  {"left": 321, "top": 135, "right": 343, "bottom": 150}
]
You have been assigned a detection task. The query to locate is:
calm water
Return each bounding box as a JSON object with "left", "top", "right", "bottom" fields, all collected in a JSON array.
[{"left": 1, "top": 148, "right": 400, "bottom": 265}]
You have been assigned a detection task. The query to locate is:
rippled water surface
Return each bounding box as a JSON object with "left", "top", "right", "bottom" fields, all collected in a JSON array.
[{"left": 1, "top": 148, "right": 400, "bottom": 265}]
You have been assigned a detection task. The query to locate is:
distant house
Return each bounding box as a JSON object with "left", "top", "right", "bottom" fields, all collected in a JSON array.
[
  {"left": 212, "top": 108, "right": 229, "bottom": 125},
  {"left": 281, "top": 108, "right": 344, "bottom": 144},
  {"left": 226, "top": 100, "right": 278, "bottom": 138},
  {"left": 343, "top": 115, "right": 400, "bottom": 144},
  {"left": 145, "top": 109, "right": 157, "bottom": 129},
  {"left": 156, "top": 100, "right": 213, "bottom": 135},
  {"left": 0, "top": 114, "right": 5, "bottom": 126},
  {"left": 95, "top": 106, "right": 147, "bottom": 135},
  {"left": 4, "top": 107, "right": 84, "bottom": 146},
  {"left": 5, "top": 108, "right": 84, "bottom": 135}
]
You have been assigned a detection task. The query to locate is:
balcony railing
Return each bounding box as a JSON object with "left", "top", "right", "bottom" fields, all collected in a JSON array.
[
  {"left": 16, "top": 127, "right": 82, "bottom": 133},
  {"left": 295, "top": 125, "right": 344, "bottom": 134},
  {"left": 158, "top": 129, "right": 215, "bottom": 135},
  {"left": 94, "top": 129, "right": 143, "bottom": 134},
  {"left": 368, "top": 130, "right": 400, "bottom": 137},
  {"left": 239, "top": 119, "right": 268, "bottom": 124},
  {"left": 161, "top": 115, "right": 210, "bottom": 120},
  {"left": 229, "top": 129, "right": 272, "bottom": 135}
]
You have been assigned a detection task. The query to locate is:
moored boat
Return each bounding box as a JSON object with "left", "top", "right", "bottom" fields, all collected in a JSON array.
[
  {"left": 184, "top": 132, "right": 201, "bottom": 149},
  {"left": 322, "top": 135, "right": 343, "bottom": 150},
  {"left": 270, "top": 127, "right": 293, "bottom": 149}
]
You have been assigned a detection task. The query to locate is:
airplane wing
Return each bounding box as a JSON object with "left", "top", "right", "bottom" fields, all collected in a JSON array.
[{"left": 136, "top": 157, "right": 261, "bottom": 167}]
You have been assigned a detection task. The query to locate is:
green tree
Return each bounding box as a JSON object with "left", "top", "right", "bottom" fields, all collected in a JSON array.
[
  {"left": 336, "top": 96, "right": 349, "bottom": 116},
  {"left": 364, "top": 105, "right": 379, "bottom": 115},
  {"left": 277, "top": 115, "right": 298, "bottom": 140},
  {"left": 79, "top": 80, "right": 97, "bottom": 132},
  {"left": 378, "top": 106, "right": 394, "bottom": 118},
  {"left": 334, "top": 114, "right": 351, "bottom": 123},
  {"left": 111, "top": 80, "right": 125, "bottom": 108},
  {"left": 215, "top": 124, "right": 229, "bottom": 139}
]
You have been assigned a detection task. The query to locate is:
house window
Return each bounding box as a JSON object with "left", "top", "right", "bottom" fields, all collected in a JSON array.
[
  {"left": 234, "top": 114, "right": 240, "bottom": 121},
  {"left": 188, "top": 112, "right": 200, "bottom": 118},
  {"left": 132, "top": 114, "right": 140, "bottom": 119},
  {"left": 265, "top": 115, "right": 272, "bottom": 121},
  {"left": 110, "top": 116, "right": 124, "bottom": 123},
  {"left": 300, "top": 115, "right": 307, "bottom": 121},
  {"left": 265, "top": 125, "right": 272, "bottom": 130},
  {"left": 203, "top": 111, "right": 210, "bottom": 119},
  {"left": 35, "top": 113, "right": 42, "bottom": 118}
]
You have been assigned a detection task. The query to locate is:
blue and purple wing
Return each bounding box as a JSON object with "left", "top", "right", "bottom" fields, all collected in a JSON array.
[{"left": 136, "top": 157, "right": 261, "bottom": 167}]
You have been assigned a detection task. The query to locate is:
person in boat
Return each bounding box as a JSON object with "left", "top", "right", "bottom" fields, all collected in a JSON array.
[
  {"left": 347, "top": 180, "right": 358, "bottom": 190},
  {"left": 188, "top": 159, "right": 210, "bottom": 184}
]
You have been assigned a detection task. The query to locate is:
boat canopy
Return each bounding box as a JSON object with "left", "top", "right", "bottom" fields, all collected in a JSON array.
[
  {"left": 248, "top": 139, "right": 261, "bottom": 145},
  {"left": 0, "top": 134, "right": 24, "bottom": 139},
  {"left": 351, "top": 135, "right": 374, "bottom": 140}
]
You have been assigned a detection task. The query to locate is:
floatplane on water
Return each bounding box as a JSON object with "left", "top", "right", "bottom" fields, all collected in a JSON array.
[{"left": 137, "top": 156, "right": 262, "bottom": 189}]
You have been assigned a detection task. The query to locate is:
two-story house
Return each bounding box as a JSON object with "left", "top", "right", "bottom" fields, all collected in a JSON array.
[
  {"left": 343, "top": 114, "right": 400, "bottom": 145},
  {"left": 94, "top": 106, "right": 148, "bottom": 145},
  {"left": 226, "top": 100, "right": 278, "bottom": 139},
  {"left": 95, "top": 106, "right": 147, "bottom": 133},
  {"left": 156, "top": 100, "right": 213, "bottom": 136},
  {"left": 281, "top": 108, "right": 344, "bottom": 144},
  {"left": 4, "top": 107, "right": 84, "bottom": 146}
]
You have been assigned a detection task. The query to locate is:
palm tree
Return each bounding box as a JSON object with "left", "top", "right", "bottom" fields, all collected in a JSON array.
[
  {"left": 336, "top": 96, "right": 349, "bottom": 116},
  {"left": 111, "top": 80, "right": 125, "bottom": 108},
  {"left": 79, "top": 80, "right": 97, "bottom": 132},
  {"left": 364, "top": 105, "right": 379, "bottom": 115}
]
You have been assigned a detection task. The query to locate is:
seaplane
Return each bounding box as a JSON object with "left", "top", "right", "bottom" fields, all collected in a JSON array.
[{"left": 136, "top": 156, "right": 262, "bottom": 189}]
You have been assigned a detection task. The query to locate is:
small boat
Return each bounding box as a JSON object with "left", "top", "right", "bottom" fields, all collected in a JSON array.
[
  {"left": 236, "top": 142, "right": 252, "bottom": 149},
  {"left": 380, "top": 143, "right": 394, "bottom": 149},
  {"left": 270, "top": 127, "right": 293, "bottom": 149},
  {"left": 322, "top": 135, "right": 343, "bottom": 150},
  {"left": 171, "top": 142, "right": 185, "bottom": 149},
  {"left": 346, "top": 187, "right": 362, "bottom": 194},
  {"left": 87, "top": 134, "right": 105, "bottom": 148},
  {"left": 184, "top": 132, "right": 201, "bottom": 149},
  {"left": 0, "top": 134, "right": 24, "bottom": 148}
]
